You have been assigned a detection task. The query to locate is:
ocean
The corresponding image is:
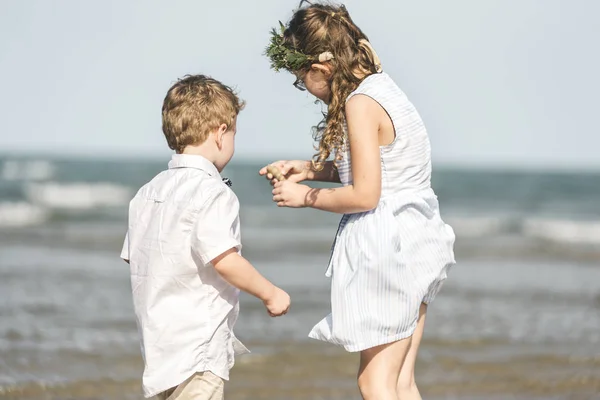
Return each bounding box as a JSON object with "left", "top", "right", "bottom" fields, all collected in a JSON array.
[{"left": 1, "top": 155, "right": 599, "bottom": 399}]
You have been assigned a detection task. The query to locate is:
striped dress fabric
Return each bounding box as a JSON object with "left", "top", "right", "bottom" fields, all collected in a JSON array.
[{"left": 308, "top": 72, "right": 456, "bottom": 352}]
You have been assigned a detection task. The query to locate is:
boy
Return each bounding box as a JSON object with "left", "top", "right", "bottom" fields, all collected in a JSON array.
[{"left": 120, "top": 74, "right": 290, "bottom": 400}]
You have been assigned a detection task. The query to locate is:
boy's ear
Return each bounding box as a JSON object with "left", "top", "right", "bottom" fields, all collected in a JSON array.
[{"left": 215, "top": 123, "right": 228, "bottom": 149}]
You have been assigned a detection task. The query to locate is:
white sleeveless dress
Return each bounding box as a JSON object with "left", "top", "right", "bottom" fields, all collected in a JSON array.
[{"left": 308, "top": 72, "right": 456, "bottom": 352}]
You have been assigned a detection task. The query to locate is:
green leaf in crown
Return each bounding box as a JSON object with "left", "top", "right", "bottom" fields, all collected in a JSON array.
[{"left": 264, "top": 21, "right": 314, "bottom": 72}]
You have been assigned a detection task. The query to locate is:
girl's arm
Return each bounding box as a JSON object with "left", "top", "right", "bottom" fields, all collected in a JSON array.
[
  {"left": 306, "top": 161, "right": 340, "bottom": 183},
  {"left": 303, "top": 95, "right": 382, "bottom": 214},
  {"left": 260, "top": 160, "right": 340, "bottom": 183}
]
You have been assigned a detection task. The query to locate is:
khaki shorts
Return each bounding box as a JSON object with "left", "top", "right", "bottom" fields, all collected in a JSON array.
[{"left": 155, "top": 371, "right": 224, "bottom": 400}]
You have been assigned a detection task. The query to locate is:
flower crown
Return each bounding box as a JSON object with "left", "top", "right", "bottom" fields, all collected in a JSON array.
[{"left": 265, "top": 21, "right": 334, "bottom": 72}]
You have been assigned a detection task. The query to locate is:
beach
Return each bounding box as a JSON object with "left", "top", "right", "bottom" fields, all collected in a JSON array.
[{"left": 1, "top": 156, "right": 599, "bottom": 399}]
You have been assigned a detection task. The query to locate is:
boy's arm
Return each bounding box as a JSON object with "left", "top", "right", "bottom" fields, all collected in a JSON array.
[
  {"left": 211, "top": 248, "right": 275, "bottom": 301},
  {"left": 212, "top": 249, "right": 289, "bottom": 317},
  {"left": 193, "top": 187, "right": 290, "bottom": 316}
]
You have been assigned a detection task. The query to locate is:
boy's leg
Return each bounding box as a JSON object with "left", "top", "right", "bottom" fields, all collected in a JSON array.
[
  {"left": 396, "top": 303, "right": 428, "bottom": 400},
  {"left": 357, "top": 338, "right": 412, "bottom": 400},
  {"left": 155, "top": 372, "right": 224, "bottom": 400},
  {"left": 155, "top": 387, "right": 175, "bottom": 400}
]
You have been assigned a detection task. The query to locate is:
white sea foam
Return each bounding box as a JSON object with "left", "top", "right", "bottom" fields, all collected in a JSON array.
[
  {"left": 523, "top": 217, "right": 600, "bottom": 245},
  {"left": 444, "top": 215, "right": 513, "bottom": 237},
  {"left": 0, "top": 202, "right": 48, "bottom": 227},
  {"left": 25, "top": 182, "right": 131, "bottom": 210},
  {"left": 1, "top": 160, "right": 55, "bottom": 181},
  {"left": 446, "top": 215, "right": 600, "bottom": 245}
]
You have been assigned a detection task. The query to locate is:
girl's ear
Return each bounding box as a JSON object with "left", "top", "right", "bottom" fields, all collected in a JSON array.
[{"left": 311, "top": 63, "right": 333, "bottom": 78}]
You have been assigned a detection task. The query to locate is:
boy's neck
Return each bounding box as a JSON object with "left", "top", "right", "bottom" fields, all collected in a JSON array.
[{"left": 179, "top": 145, "right": 218, "bottom": 165}]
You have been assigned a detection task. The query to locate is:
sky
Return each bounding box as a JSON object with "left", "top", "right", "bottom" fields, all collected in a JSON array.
[{"left": 0, "top": 0, "right": 598, "bottom": 170}]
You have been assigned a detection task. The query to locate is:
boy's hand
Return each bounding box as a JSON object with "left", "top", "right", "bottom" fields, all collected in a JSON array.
[
  {"left": 212, "top": 251, "right": 289, "bottom": 315},
  {"left": 263, "top": 287, "right": 291, "bottom": 317},
  {"left": 259, "top": 160, "right": 310, "bottom": 184}
]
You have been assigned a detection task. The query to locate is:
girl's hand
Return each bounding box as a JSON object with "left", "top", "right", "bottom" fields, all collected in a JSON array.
[
  {"left": 259, "top": 160, "right": 310, "bottom": 184},
  {"left": 272, "top": 181, "right": 311, "bottom": 208}
]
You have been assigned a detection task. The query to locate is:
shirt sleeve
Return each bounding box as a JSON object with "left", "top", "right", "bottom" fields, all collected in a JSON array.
[
  {"left": 120, "top": 232, "right": 129, "bottom": 261},
  {"left": 191, "top": 187, "right": 242, "bottom": 266}
]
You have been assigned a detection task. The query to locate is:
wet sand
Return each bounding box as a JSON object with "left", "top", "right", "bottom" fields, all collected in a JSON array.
[{"left": 1, "top": 339, "right": 599, "bottom": 400}]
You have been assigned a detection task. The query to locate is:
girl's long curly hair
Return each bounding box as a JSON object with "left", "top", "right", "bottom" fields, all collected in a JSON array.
[{"left": 282, "top": 2, "right": 381, "bottom": 170}]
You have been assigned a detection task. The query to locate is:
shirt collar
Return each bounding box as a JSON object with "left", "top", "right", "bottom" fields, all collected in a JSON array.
[{"left": 168, "top": 154, "right": 221, "bottom": 177}]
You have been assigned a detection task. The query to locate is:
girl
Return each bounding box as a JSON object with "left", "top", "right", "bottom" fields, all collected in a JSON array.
[{"left": 260, "top": 2, "right": 455, "bottom": 399}]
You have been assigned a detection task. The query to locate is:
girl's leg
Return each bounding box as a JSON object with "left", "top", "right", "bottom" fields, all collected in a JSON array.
[
  {"left": 396, "top": 303, "right": 428, "bottom": 400},
  {"left": 357, "top": 337, "right": 412, "bottom": 400}
]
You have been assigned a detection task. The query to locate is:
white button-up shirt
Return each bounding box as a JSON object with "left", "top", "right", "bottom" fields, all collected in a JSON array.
[{"left": 121, "top": 154, "right": 249, "bottom": 398}]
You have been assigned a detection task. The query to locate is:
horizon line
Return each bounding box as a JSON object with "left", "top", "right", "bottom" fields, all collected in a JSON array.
[{"left": 1, "top": 150, "right": 599, "bottom": 174}]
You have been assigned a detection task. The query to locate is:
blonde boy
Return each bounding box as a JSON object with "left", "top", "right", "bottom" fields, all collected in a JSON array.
[{"left": 121, "top": 75, "right": 290, "bottom": 400}]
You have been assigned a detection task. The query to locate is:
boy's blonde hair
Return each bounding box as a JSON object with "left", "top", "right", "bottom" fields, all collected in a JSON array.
[{"left": 162, "top": 75, "right": 245, "bottom": 153}]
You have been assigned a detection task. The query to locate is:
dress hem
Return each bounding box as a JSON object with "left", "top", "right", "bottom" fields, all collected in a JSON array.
[{"left": 308, "top": 328, "right": 417, "bottom": 353}]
